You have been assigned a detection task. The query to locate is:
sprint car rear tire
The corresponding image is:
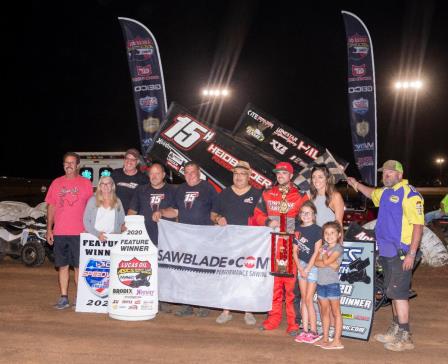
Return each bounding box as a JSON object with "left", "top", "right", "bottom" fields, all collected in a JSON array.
[{"left": 21, "top": 240, "right": 46, "bottom": 267}]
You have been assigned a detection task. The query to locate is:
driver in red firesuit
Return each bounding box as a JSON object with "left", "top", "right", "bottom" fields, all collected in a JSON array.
[{"left": 253, "top": 162, "right": 309, "bottom": 336}]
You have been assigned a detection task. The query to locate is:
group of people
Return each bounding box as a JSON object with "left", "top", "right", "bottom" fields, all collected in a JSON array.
[{"left": 45, "top": 148, "right": 424, "bottom": 353}]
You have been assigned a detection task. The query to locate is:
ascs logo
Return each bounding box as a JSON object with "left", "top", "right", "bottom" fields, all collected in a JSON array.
[{"left": 347, "top": 33, "right": 370, "bottom": 61}]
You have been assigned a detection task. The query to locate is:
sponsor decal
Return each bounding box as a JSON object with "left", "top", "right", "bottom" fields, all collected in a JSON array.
[
  {"left": 348, "top": 64, "right": 373, "bottom": 82},
  {"left": 270, "top": 139, "right": 288, "bottom": 155},
  {"left": 296, "top": 141, "right": 319, "bottom": 160},
  {"left": 354, "top": 142, "right": 374, "bottom": 152},
  {"left": 139, "top": 96, "right": 158, "bottom": 112},
  {"left": 246, "top": 126, "right": 265, "bottom": 141},
  {"left": 348, "top": 85, "right": 373, "bottom": 94},
  {"left": 117, "top": 258, "right": 152, "bottom": 288},
  {"left": 207, "top": 143, "right": 272, "bottom": 189},
  {"left": 273, "top": 128, "right": 298, "bottom": 146},
  {"left": 134, "top": 84, "right": 162, "bottom": 92},
  {"left": 82, "top": 259, "right": 110, "bottom": 298},
  {"left": 348, "top": 33, "right": 369, "bottom": 60},
  {"left": 247, "top": 110, "right": 274, "bottom": 129},
  {"left": 137, "top": 64, "right": 152, "bottom": 76},
  {"left": 127, "top": 37, "right": 154, "bottom": 61},
  {"left": 266, "top": 200, "right": 296, "bottom": 212},
  {"left": 158, "top": 249, "right": 269, "bottom": 277},
  {"left": 143, "top": 117, "right": 160, "bottom": 134},
  {"left": 356, "top": 156, "right": 374, "bottom": 168},
  {"left": 356, "top": 120, "right": 370, "bottom": 137},
  {"left": 343, "top": 324, "right": 367, "bottom": 334},
  {"left": 352, "top": 98, "right": 369, "bottom": 115},
  {"left": 166, "top": 151, "right": 186, "bottom": 172},
  {"left": 352, "top": 64, "right": 367, "bottom": 77},
  {"left": 112, "top": 288, "right": 132, "bottom": 294},
  {"left": 389, "top": 195, "right": 400, "bottom": 203},
  {"left": 416, "top": 201, "right": 423, "bottom": 215}
]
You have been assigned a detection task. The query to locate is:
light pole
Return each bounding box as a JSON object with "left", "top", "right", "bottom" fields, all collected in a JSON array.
[{"left": 435, "top": 157, "right": 445, "bottom": 183}]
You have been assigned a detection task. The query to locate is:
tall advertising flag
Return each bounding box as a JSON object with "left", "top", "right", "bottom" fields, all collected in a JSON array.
[
  {"left": 341, "top": 11, "right": 377, "bottom": 186},
  {"left": 118, "top": 17, "right": 167, "bottom": 156}
]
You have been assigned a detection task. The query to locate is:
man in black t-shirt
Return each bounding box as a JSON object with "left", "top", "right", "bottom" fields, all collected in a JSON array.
[
  {"left": 129, "top": 162, "right": 176, "bottom": 314},
  {"left": 111, "top": 148, "right": 148, "bottom": 212},
  {"left": 158, "top": 161, "right": 217, "bottom": 317},
  {"left": 128, "top": 163, "right": 176, "bottom": 246},
  {"left": 211, "top": 160, "right": 262, "bottom": 325}
]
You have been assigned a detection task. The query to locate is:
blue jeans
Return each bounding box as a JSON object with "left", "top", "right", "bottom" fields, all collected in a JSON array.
[{"left": 317, "top": 283, "right": 341, "bottom": 300}]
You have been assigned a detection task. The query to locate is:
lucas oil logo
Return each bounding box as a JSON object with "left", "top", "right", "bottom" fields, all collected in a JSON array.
[
  {"left": 117, "top": 258, "right": 152, "bottom": 288},
  {"left": 82, "top": 259, "right": 110, "bottom": 298}
]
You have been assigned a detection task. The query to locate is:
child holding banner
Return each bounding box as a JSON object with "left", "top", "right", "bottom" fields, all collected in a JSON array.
[
  {"left": 314, "top": 221, "right": 344, "bottom": 350},
  {"left": 292, "top": 201, "right": 322, "bottom": 344}
]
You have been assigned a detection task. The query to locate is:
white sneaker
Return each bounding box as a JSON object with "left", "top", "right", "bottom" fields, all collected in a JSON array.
[
  {"left": 244, "top": 312, "right": 257, "bottom": 325},
  {"left": 216, "top": 312, "right": 233, "bottom": 324}
]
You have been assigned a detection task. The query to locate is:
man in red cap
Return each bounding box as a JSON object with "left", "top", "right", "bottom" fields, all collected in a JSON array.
[{"left": 253, "top": 161, "right": 309, "bottom": 335}]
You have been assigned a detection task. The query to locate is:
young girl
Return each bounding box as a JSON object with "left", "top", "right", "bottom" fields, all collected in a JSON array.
[
  {"left": 314, "top": 221, "right": 344, "bottom": 350},
  {"left": 293, "top": 201, "right": 322, "bottom": 344}
]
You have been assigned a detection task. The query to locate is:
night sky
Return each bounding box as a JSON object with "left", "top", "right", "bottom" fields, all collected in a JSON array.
[{"left": 3, "top": 0, "right": 447, "bottom": 185}]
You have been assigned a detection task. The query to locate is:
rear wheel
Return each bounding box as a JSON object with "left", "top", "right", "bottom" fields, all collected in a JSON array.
[{"left": 21, "top": 240, "right": 46, "bottom": 267}]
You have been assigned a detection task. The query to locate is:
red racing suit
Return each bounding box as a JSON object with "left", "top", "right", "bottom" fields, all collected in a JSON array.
[{"left": 253, "top": 183, "right": 309, "bottom": 332}]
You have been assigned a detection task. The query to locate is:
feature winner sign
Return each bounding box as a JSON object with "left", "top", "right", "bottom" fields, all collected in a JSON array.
[
  {"left": 315, "top": 239, "right": 376, "bottom": 341},
  {"left": 76, "top": 233, "right": 120, "bottom": 313}
]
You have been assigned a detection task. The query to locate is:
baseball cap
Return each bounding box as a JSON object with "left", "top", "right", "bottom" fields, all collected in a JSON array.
[
  {"left": 378, "top": 160, "right": 403, "bottom": 173},
  {"left": 273, "top": 162, "right": 294, "bottom": 174},
  {"left": 125, "top": 148, "right": 141, "bottom": 160},
  {"left": 233, "top": 161, "right": 251, "bottom": 172}
]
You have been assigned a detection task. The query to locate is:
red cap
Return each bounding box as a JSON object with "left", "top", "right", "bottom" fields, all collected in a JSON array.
[{"left": 273, "top": 162, "right": 293, "bottom": 174}]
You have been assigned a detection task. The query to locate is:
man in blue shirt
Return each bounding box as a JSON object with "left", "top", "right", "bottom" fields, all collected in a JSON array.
[{"left": 347, "top": 160, "right": 424, "bottom": 352}]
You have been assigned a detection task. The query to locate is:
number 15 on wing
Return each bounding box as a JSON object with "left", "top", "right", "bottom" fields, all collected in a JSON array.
[{"left": 163, "top": 115, "right": 215, "bottom": 150}]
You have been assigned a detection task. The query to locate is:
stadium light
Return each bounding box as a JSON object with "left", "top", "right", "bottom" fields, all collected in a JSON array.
[
  {"left": 394, "top": 80, "right": 423, "bottom": 90},
  {"left": 201, "top": 88, "right": 230, "bottom": 97},
  {"left": 435, "top": 157, "right": 445, "bottom": 182}
]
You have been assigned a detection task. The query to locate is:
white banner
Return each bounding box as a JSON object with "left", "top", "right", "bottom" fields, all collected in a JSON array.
[
  {"left": 76, "top": 233, "right": 120, "bottom": 313},
  {"left": 158, "top": 220, "right": 273, "bottom": 312}
]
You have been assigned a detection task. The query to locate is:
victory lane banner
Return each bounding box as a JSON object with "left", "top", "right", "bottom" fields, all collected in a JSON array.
[
  {"left": 314, "top": 239, "right": 376, "bottom": 341},
  {"left": 118, "top": 17, "right": 168, "bottom": 155},
  {"left": 76, "top": 233, "right": 121, "bottom": 313},
  {"left": 157, "top": 220, "right": 274, "bottom": 312},
  {"left": 342, "top": 11, "right": 377, "bottom": 186},
  {"left": 150, "top": 102, "right": 275, "bottom": 190}
]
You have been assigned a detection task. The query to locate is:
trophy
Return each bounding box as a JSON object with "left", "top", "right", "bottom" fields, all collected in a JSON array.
[{"left": 270, "top": 185, "right": 294, "bottom": 277}]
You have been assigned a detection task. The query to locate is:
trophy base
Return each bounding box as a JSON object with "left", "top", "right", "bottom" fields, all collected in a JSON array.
[{"left": 270, "top": 272, "right": 294, "bottom": 278}]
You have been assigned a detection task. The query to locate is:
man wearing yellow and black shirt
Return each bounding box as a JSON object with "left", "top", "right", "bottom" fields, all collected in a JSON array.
[{"left": 347, "top": 160, "right": 424, "bottom": 352}]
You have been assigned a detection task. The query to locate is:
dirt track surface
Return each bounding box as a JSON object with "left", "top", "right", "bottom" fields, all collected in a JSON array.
[{"left": 0, "top": 259, "right": 446, "bottom": 364}]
